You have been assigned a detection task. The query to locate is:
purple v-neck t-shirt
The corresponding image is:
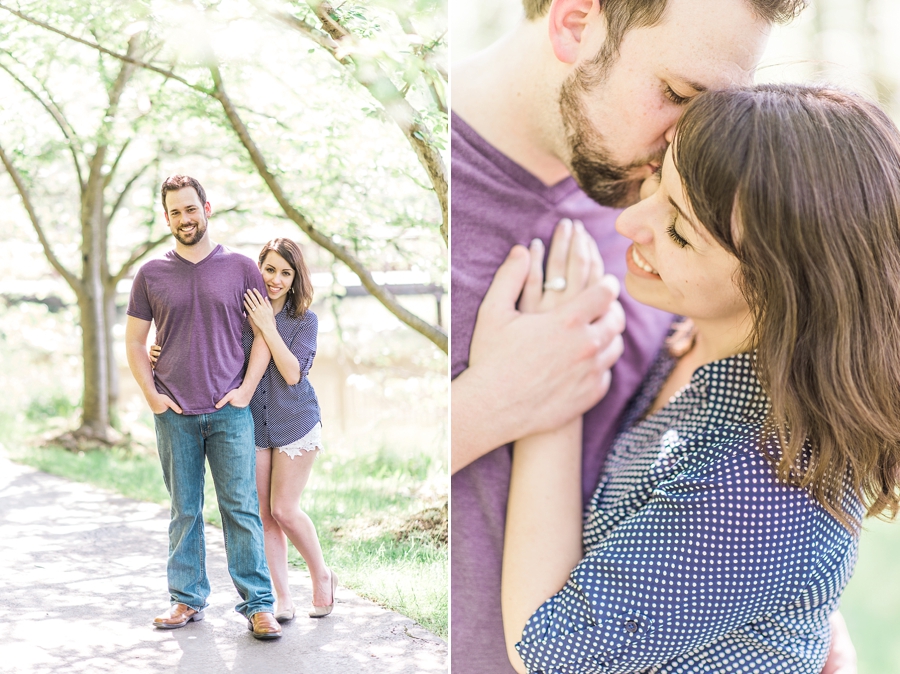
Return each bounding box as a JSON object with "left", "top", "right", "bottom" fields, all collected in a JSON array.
[
  {"left": 450, "top": 112, "right": 673, "bottom": 674},
  {"left": 127, "top": 244, "right": 267, "bottom": 415}
]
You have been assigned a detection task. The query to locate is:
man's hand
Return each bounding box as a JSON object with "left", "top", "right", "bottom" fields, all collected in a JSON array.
[
  {"left": 148, "top": 392, "right": 182, "bottom": 415},
  {"left": 215, "top": 385, "right": 253, "bottom": 409},
  {"left": 452, "top": 220, "right": 625, "bottom": 473},
  {"left": 821, "top": 611, "right": 857, "bottom": 674}
]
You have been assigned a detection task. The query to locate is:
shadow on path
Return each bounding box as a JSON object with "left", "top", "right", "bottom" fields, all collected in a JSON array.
[{"left": 0, "top": 457, "right": 447, "bottom": 673}]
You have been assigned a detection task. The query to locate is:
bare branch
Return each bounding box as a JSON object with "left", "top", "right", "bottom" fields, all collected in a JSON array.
[
  {"left": 0, "top": 3, "right": 214, "bottom": 97},
  {"left": 104, "top": 139, "right": 131, "bottom": 190},
  {"left": 0, "top": 60, "right": 86, "bottom": 191},
  {"left": 0, "top": 141, "right": 81, "bottom": 293},
  {"left": 208, "top": 62, "right": 447, "bottom": 352},
  {"left": 263, "top": 2, "right": 448, "bottom": 245},
  {"left": 111, "top": 231, "right": 171, "bottom": 285},
  {"left": 107, "top": 155, "right": 155, "bottom": 224},
  {"left": 83, "top": 36, "right": 140, "bottom": 241}
]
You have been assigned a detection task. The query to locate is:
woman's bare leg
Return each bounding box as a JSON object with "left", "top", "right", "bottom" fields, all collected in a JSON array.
[
  {"left": 269, "top": 448, "right": 332, "bottom": 607},
  {"left": 256, "top": 448, "right": 293, "bottom": 612}
]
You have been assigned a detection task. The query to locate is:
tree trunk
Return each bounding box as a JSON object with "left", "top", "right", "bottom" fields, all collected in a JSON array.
[
  {"left": 104, "top": 282, "right": 120, "bottom": 428},
  {"left": 77, "top": 174, "right": 112, "bottom": 441},
  {"left": 77, "top": 283, "right": 110, "bottom": 439}
]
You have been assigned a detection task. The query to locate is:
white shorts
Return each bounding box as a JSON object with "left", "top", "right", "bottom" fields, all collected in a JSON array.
[{"left": 256, "top": 422, "right": 323, "bottom": 459}]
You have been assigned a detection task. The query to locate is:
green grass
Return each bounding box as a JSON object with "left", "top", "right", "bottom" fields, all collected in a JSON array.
[
  {"left": 3, "top": 419, "right": 447, "bottom": 638},
  {"left": 840, "top": 517, "right": 900, "bottom": 673}
]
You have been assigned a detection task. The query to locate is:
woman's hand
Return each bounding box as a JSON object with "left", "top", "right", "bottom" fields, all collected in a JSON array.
[
  {"left": 244, "top": 288, "right": 276, "bottom": 334},
  {"left": 519, "top": 218, "right": 617, "bottom": 315},
  {"left": 455, "top": 219, "right": 625, "bottom": 471},
  {"left": 149, "top": 344, "right": 161, "bottom": 369}
]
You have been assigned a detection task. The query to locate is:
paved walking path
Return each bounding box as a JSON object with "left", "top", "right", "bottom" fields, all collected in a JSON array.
[{"left": 0, "top": 456, "right": 447, "bottom": 673}]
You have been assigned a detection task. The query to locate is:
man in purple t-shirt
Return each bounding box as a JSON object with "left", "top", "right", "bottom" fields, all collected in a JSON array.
[
  {"left": 450, "top": 1, "right": 858, "bottom": 673},
  {"left": 125, "top": 175, "right": 281, "bottom": 639}
]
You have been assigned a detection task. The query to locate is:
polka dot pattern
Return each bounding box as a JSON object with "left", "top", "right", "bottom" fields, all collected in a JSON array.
[
  {"left": 516, "top": 351, "right": 861, "bottom": 673},
  {"left": 241, "top": 305, "right": 321, "bottom": 449}
]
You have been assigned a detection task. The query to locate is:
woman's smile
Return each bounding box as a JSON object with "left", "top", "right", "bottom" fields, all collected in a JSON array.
[{"left": 626, "top": 244, "right": 660, "bottom": 278}]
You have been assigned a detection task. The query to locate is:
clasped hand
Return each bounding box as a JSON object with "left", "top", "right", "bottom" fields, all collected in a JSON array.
[
  {"left": 243, "top": 288, "right": 276, "bottom": 333},
  {"left": 467, "top": 218, "right": 626, "bottom": 441}
]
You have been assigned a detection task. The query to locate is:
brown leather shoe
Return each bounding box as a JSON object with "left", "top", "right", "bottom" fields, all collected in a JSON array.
[
  {"left": 153, "top": 603, "right": 204, "bottom": 629},
  {"left": 248, "top": 612, "right": 282, "bottom": 640}
]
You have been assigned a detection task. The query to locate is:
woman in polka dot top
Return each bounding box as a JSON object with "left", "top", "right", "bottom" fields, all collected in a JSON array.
[
  {"left": 241, "top": 238, "right": 336, "bottom": 622},
  {"left": 492, "top": 85, "right": 900, "bottom": 673}
]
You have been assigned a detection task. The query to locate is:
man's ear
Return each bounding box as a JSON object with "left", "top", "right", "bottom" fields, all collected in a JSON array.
[
  {"left": 548, "top": 0, "right": 599, "bottom": 64},
  {"left": 163, "top": 210, "right": 170, "bottom": 224},
  {"left": 204, "top": 201, "right": 212, "bottom": 217}
]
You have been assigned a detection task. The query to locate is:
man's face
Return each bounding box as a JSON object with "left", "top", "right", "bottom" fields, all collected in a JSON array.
[
  {"left": 559, "top": 0, "right": 769, "bottom": 207},
  {"left": 164, "top": 187, "right": 210, "bottom": 246}
]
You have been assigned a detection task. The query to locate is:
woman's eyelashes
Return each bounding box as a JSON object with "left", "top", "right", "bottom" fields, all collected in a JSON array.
[{"left": 666, "top": 214, "right": 690, "bottom": 248}]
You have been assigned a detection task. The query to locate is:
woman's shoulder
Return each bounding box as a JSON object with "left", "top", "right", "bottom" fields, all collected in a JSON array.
[
  {"left": 284, "top": 306, "right": 317, "bottom": 329},
  {"left": 674, "top": 425, "right": 786, "bottom": 482},
  {"left": 670, "top": 425, "right": 860, "bottom": 533}
]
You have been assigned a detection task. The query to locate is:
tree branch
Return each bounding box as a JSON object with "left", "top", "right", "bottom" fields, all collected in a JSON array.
[
  {"left": 209, "top": 62, "right": 447, "bottom": 352},
  {"left": 264, "top": 2, "right": 448, "bottom": 245},
  {"left": 107, "top": 155, "right": 155, "bottom": 224},
  {"left": 104, "top": 138, "right": 132, "bottom": 190},
  {"left": 0, "top": 3, "right": 214, "bottom": 97},
  {"left": 83, "top": 35, "right": 140, "bottom": 250},
  {"left": 111, "top": 230, "right": 170, "bottom": 285},
  {"left": 0, "top": 141, "right": 81, "bottom": 293},
  {"left": 0, "top": 60, "right": 86, "bottom": 191}
]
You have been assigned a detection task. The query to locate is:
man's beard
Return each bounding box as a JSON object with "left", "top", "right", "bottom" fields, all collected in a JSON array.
[
  {"left": 173, "top": 217, "right": 208, "bottom": 246},
  {"left": 559, "top": 63, "right": 665, "bottom": 208}
]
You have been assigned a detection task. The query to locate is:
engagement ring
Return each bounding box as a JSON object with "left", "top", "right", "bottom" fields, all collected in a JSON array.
[{"left": 543, "top": 277, "right": 567, "bottom": 292}]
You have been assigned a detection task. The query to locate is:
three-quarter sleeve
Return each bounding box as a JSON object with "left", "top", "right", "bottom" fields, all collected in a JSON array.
[
  {"left": 515, "top": 434, "right": 837, "bottom": 674},
  {"left": 288, "top": 311, "right": 318, "bottom": 379}
]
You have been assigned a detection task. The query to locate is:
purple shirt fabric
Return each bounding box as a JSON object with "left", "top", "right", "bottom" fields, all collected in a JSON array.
[
  {"left": 127, "top": 244, "right": 267, "bottom": 415},
  {"left": 450, "top": 112, "right": 673, "bottom": 674}
]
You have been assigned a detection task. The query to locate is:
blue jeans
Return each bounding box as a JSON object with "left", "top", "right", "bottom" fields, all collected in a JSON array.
[{"left": 154, "top": 404, "right": 274, "bottom": 617}]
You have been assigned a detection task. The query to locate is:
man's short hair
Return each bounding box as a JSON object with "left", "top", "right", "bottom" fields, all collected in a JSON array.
[
  {"left": 523, "top": 0, "right": 807, "bottom": 56},
  {"left": 161, "top": 175, "right": 207, "bottom": 211}
]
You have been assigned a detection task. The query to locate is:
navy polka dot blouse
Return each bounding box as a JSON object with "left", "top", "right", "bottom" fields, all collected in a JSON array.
[
  {"left": 516, "top": 351, "right": 861, "bottom": 674},
  {"left": 241, "top": 304, "right": 320, "bottom": 449}
]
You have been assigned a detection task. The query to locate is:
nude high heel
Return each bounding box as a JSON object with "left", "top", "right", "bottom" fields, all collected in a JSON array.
[
  {"left": 274, "top": 604, "right": 295, "bottom": 623},
  {"left": 309, "top": 569, "right": 338, "bottom": 618}
]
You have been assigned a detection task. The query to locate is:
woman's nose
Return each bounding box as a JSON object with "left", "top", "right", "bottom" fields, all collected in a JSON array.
[{"left": 615, "top": 199, "right": 655, "bottom": 245}]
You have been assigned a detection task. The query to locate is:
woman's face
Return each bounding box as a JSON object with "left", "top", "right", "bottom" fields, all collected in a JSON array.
[
  {"left": 615, "top": 145, "right": 750, "bottom": 326},
  {"left": 260, "top": 251, "right": 295, "bottom": 302}
]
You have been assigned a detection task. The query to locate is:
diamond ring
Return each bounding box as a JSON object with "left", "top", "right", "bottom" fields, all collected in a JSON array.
[{"left": 543, "top": 277, "right": 567, "bottom": 292}]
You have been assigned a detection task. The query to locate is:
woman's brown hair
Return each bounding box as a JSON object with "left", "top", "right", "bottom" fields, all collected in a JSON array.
[
  {"left": 673, "top": 84, "right": 900, "bottom": 530},
  {"left": 258, "top": 238, "right": 314, "bottom": 319}
]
